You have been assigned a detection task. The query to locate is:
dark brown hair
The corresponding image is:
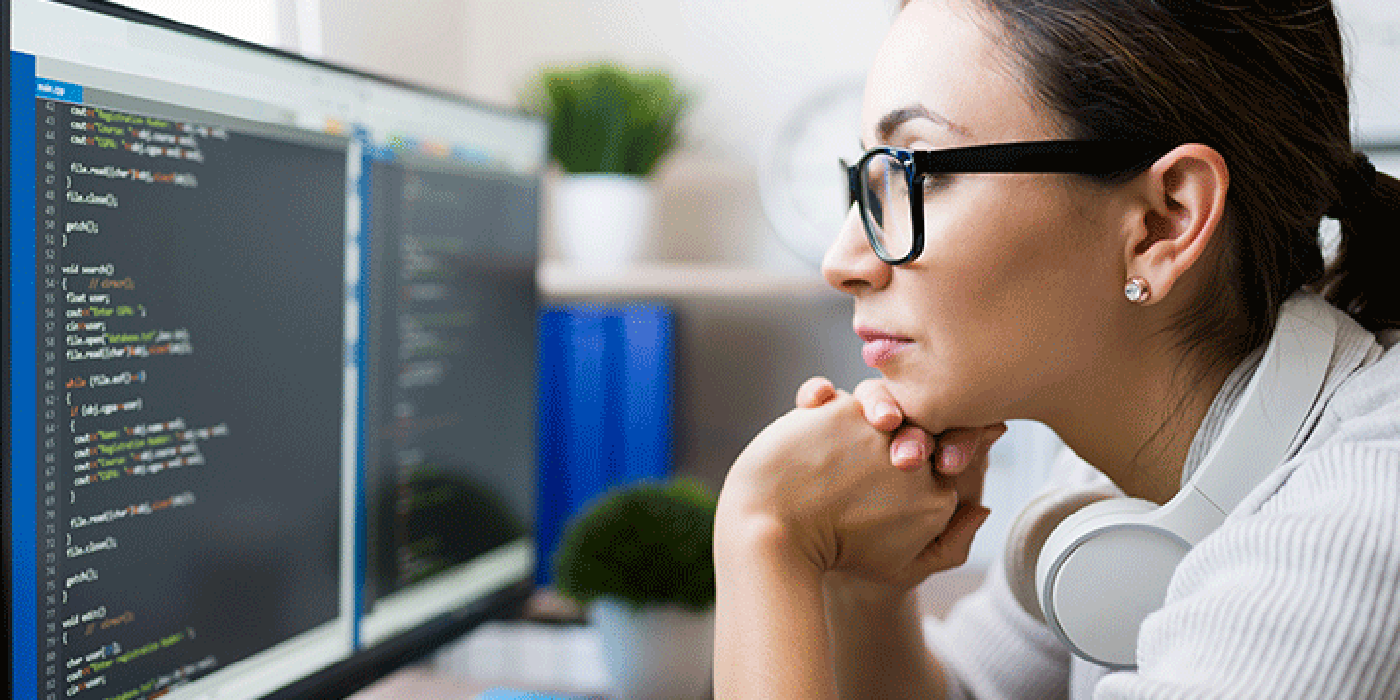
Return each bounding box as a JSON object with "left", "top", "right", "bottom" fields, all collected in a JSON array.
[{"left": 973, "top": 0, "right": 1400, "bottom": 371}]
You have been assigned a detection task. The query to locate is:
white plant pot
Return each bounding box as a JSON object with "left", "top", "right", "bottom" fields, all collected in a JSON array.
[
  {"left": 554, "top": 174, "right": 655, "bottom": 271},
  {"left": 589, "top": 597, "right": 714, "bottom": 700}
]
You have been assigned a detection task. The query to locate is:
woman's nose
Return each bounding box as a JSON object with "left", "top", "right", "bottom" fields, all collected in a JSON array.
[{"left": 822, "top": 204, "right": 892, "bottom": 294}]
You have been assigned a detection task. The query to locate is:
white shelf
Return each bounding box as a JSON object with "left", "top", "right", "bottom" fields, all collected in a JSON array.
[{"left": 536, "top": 261, "right": 839, "bottom": 300}]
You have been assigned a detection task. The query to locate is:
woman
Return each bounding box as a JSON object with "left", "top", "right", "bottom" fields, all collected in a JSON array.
[{"left": 714, "top": 0, "right": 1400, "bottom": 698}]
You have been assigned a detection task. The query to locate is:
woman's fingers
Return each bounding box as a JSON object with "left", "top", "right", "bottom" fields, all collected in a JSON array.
[
  {"left": 796, "top": 379, "right": 1010, "bottom": 484},
  {"left": 805, "top": 377, "right": 932, "bottom": 470},
  {"left": 889, "top": 424, "right": 935, "bottom": 471},
  {"left": 933, "top": 423, "right": 1008, "bottom": 475},
  {"left": 795, "top": 376, "right": 837, "bottom": 409},
  {"left": 774, "top": 378, "right": 1005, "bottom": 585},
  {"left": 932, "top": 428, "right": 983, "bottom": 474},
  {"left": 852, "top": 379, "right": 904, "bottom": 432},
  {"left": 909, "top": 502, "right": 992, "bottom": 580}
]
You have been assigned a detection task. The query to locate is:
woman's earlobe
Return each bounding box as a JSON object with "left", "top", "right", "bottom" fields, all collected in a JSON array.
[{"left": 1122, "top": 144, "right": 1229, "bottom": 303}]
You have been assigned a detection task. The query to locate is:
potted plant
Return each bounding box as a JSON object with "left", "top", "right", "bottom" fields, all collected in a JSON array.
[
  {"left": 527, "top": 63, "right": 689, "bottom": 270},
  {"left": 553, "top": 478, "right": 717, "bottom": 700}
]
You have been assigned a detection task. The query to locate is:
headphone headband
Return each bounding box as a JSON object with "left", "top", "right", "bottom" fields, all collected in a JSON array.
[{"left": 1033, "top": 294, "right": 1338, "bottom": 668}]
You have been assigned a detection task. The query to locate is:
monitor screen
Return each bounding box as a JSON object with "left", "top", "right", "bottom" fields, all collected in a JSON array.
[{"left": 4, "top": 1, "right": 548, "bottom": 698}]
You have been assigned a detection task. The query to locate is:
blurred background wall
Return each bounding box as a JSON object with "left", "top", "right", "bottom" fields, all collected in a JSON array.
[
  {"left": 307, "top": 0, "right": 1062, "bottom": 580},
  {"left": 115, "top": 0, "right": 1400, "bottom": 592}
]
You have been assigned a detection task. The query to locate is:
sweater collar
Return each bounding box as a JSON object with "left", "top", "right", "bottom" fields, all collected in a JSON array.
[{"left": 1179, "top": 294, "right": 1379, "bottom": 486}]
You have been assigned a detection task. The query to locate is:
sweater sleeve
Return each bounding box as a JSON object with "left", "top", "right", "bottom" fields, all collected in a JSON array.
[
  {"left": 923, "top": 553, "right": 1072, "bottom": 700},
  {"left": 1095, "top": 440, "right": 1400, "bottom": 699},
  {"left": 921, "top": 447, "right": 1115, "bottom": 700}
]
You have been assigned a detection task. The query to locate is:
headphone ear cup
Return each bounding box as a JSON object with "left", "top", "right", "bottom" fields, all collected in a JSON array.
[
  {"left": 1003, "top": 485, "right": 1119, "bottom": 623},
  {"left": 1036, "top": 498, "right": 1191, "bottom": 669}
]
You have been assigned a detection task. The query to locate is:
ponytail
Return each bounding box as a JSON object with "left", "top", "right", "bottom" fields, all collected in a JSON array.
[{"left": 1321, "top": 160, "right": 1400, "bottom": 331}]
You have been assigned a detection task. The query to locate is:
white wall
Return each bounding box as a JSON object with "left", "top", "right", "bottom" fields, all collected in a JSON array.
[
  {"left": 460, "top": 0, "right": 893, "bottom": 157},
  {"left": 1335, "top": 0, "right": 1400, "bottom": 142},
  {"left": 111, "top": 0, "right": 283, "bottom": 46},
  {"left": 318, "top": 0, "right": 471, "bottom": 94},
  {"left": 454, "top": 0, "right": 899, "bottom": 268}
]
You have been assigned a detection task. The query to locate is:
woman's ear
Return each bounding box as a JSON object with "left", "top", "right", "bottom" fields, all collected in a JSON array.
[{"left": 1123, "top": 144, "right": 1229, "bottom": 302}]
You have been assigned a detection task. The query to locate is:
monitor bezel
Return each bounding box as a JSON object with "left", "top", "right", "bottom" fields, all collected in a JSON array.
[{"left": 3, "top": 1, "right": 542, "bottom": 697}]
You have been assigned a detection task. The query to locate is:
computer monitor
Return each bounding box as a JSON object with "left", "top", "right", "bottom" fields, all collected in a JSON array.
[{"left": 4, "top": 1, "right": 548, "bottom": 697}]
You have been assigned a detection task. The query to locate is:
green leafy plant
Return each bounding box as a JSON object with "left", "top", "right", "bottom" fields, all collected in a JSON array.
[
  {"left": 553, "top": 478, "right": 717, "bottom": 611},
  {"left": 527, "top": 63, "right": 689, "bottom": 176}
]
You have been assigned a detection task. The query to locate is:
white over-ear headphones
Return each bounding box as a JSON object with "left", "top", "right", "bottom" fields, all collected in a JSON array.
[{"left": 1032, "top": 294, "right": 1339, "bottom": 669}]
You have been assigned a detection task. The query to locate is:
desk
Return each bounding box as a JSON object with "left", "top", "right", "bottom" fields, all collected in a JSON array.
[
  {"left": 351, "top": 665, "right": 608, "bottom": 699},
  {"left": 350, "top": 666, "right": 497, "bottom": 699},
  {"left": 351, "top": 620, "right": 613, "bottom": 699},
  {"left": 352, "top": 573, "right": 982, "bottom": 700}
]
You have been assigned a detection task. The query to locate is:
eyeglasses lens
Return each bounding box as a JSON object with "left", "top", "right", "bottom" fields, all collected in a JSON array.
[{"left": 859, "top": 153, "right": 914, "bottom": 262}]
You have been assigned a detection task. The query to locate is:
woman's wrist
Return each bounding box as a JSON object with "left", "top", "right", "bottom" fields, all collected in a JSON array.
[
  {"left": 715, "top": 507, "right": 824, "bottom": 579},
  {"left": 714, "top": 511, "right": 839, "bottom": 700},
  {"left": 823, "top": 569, "right": 917, "bottom": 611},
  {"left": 716, "top": 511, "right": 912, "bottom": 616}
]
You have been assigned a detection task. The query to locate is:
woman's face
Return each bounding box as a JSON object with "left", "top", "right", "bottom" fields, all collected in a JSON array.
[{"left": 823, "top": 0, "right": 1135, "bottom": 433}]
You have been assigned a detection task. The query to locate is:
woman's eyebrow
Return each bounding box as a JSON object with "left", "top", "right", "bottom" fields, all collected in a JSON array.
[{"left": 875, "top": 104, "right": 969, "bottom": 144}]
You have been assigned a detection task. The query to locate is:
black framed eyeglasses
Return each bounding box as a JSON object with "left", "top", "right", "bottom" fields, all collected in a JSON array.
[{"left": 843, "top": 140, "right": 1172, "bottom": 265}]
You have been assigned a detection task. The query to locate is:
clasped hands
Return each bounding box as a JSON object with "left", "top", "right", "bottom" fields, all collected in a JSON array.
[{"left": 717, "top": 377, "right": 1006, "bottom": 594}]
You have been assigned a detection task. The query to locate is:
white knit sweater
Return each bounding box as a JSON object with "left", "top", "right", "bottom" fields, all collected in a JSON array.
[{"left": 924, "top": 297, "right": 1400, "bottom": 699}]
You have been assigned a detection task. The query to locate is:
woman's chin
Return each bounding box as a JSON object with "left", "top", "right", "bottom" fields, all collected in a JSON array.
[
  {"left": 887, "top": 383, "right": 995, "bottom": 435},
  {"left": 882, "top": 384, "right": 952, "bottom": 433}
]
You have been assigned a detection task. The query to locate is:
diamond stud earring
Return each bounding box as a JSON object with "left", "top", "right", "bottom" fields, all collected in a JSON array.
[{"left": 1125, "top": 276, "right": 1151, "bottom": 303}]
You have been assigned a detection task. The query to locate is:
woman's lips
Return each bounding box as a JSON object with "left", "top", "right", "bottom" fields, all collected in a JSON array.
[{"left": 856, "top": 328, "right": 913, "bottom": 368}]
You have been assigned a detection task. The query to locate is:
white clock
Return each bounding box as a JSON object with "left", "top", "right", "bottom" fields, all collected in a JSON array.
[{"left": 759, "top": 77, "right": 868, "bottom": 268}]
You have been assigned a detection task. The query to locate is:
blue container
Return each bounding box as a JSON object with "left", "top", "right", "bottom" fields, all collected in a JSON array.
[{"left": 535, "top": 303, "right": 674, "bottom": 585}]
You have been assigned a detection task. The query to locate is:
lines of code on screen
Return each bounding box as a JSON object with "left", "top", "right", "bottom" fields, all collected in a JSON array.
[
  {"left": 32, "top": 95, "right": 348, "bottom": 700},
  {"left": 362, "top": 158, "right": 537, "bottom": 606}
]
